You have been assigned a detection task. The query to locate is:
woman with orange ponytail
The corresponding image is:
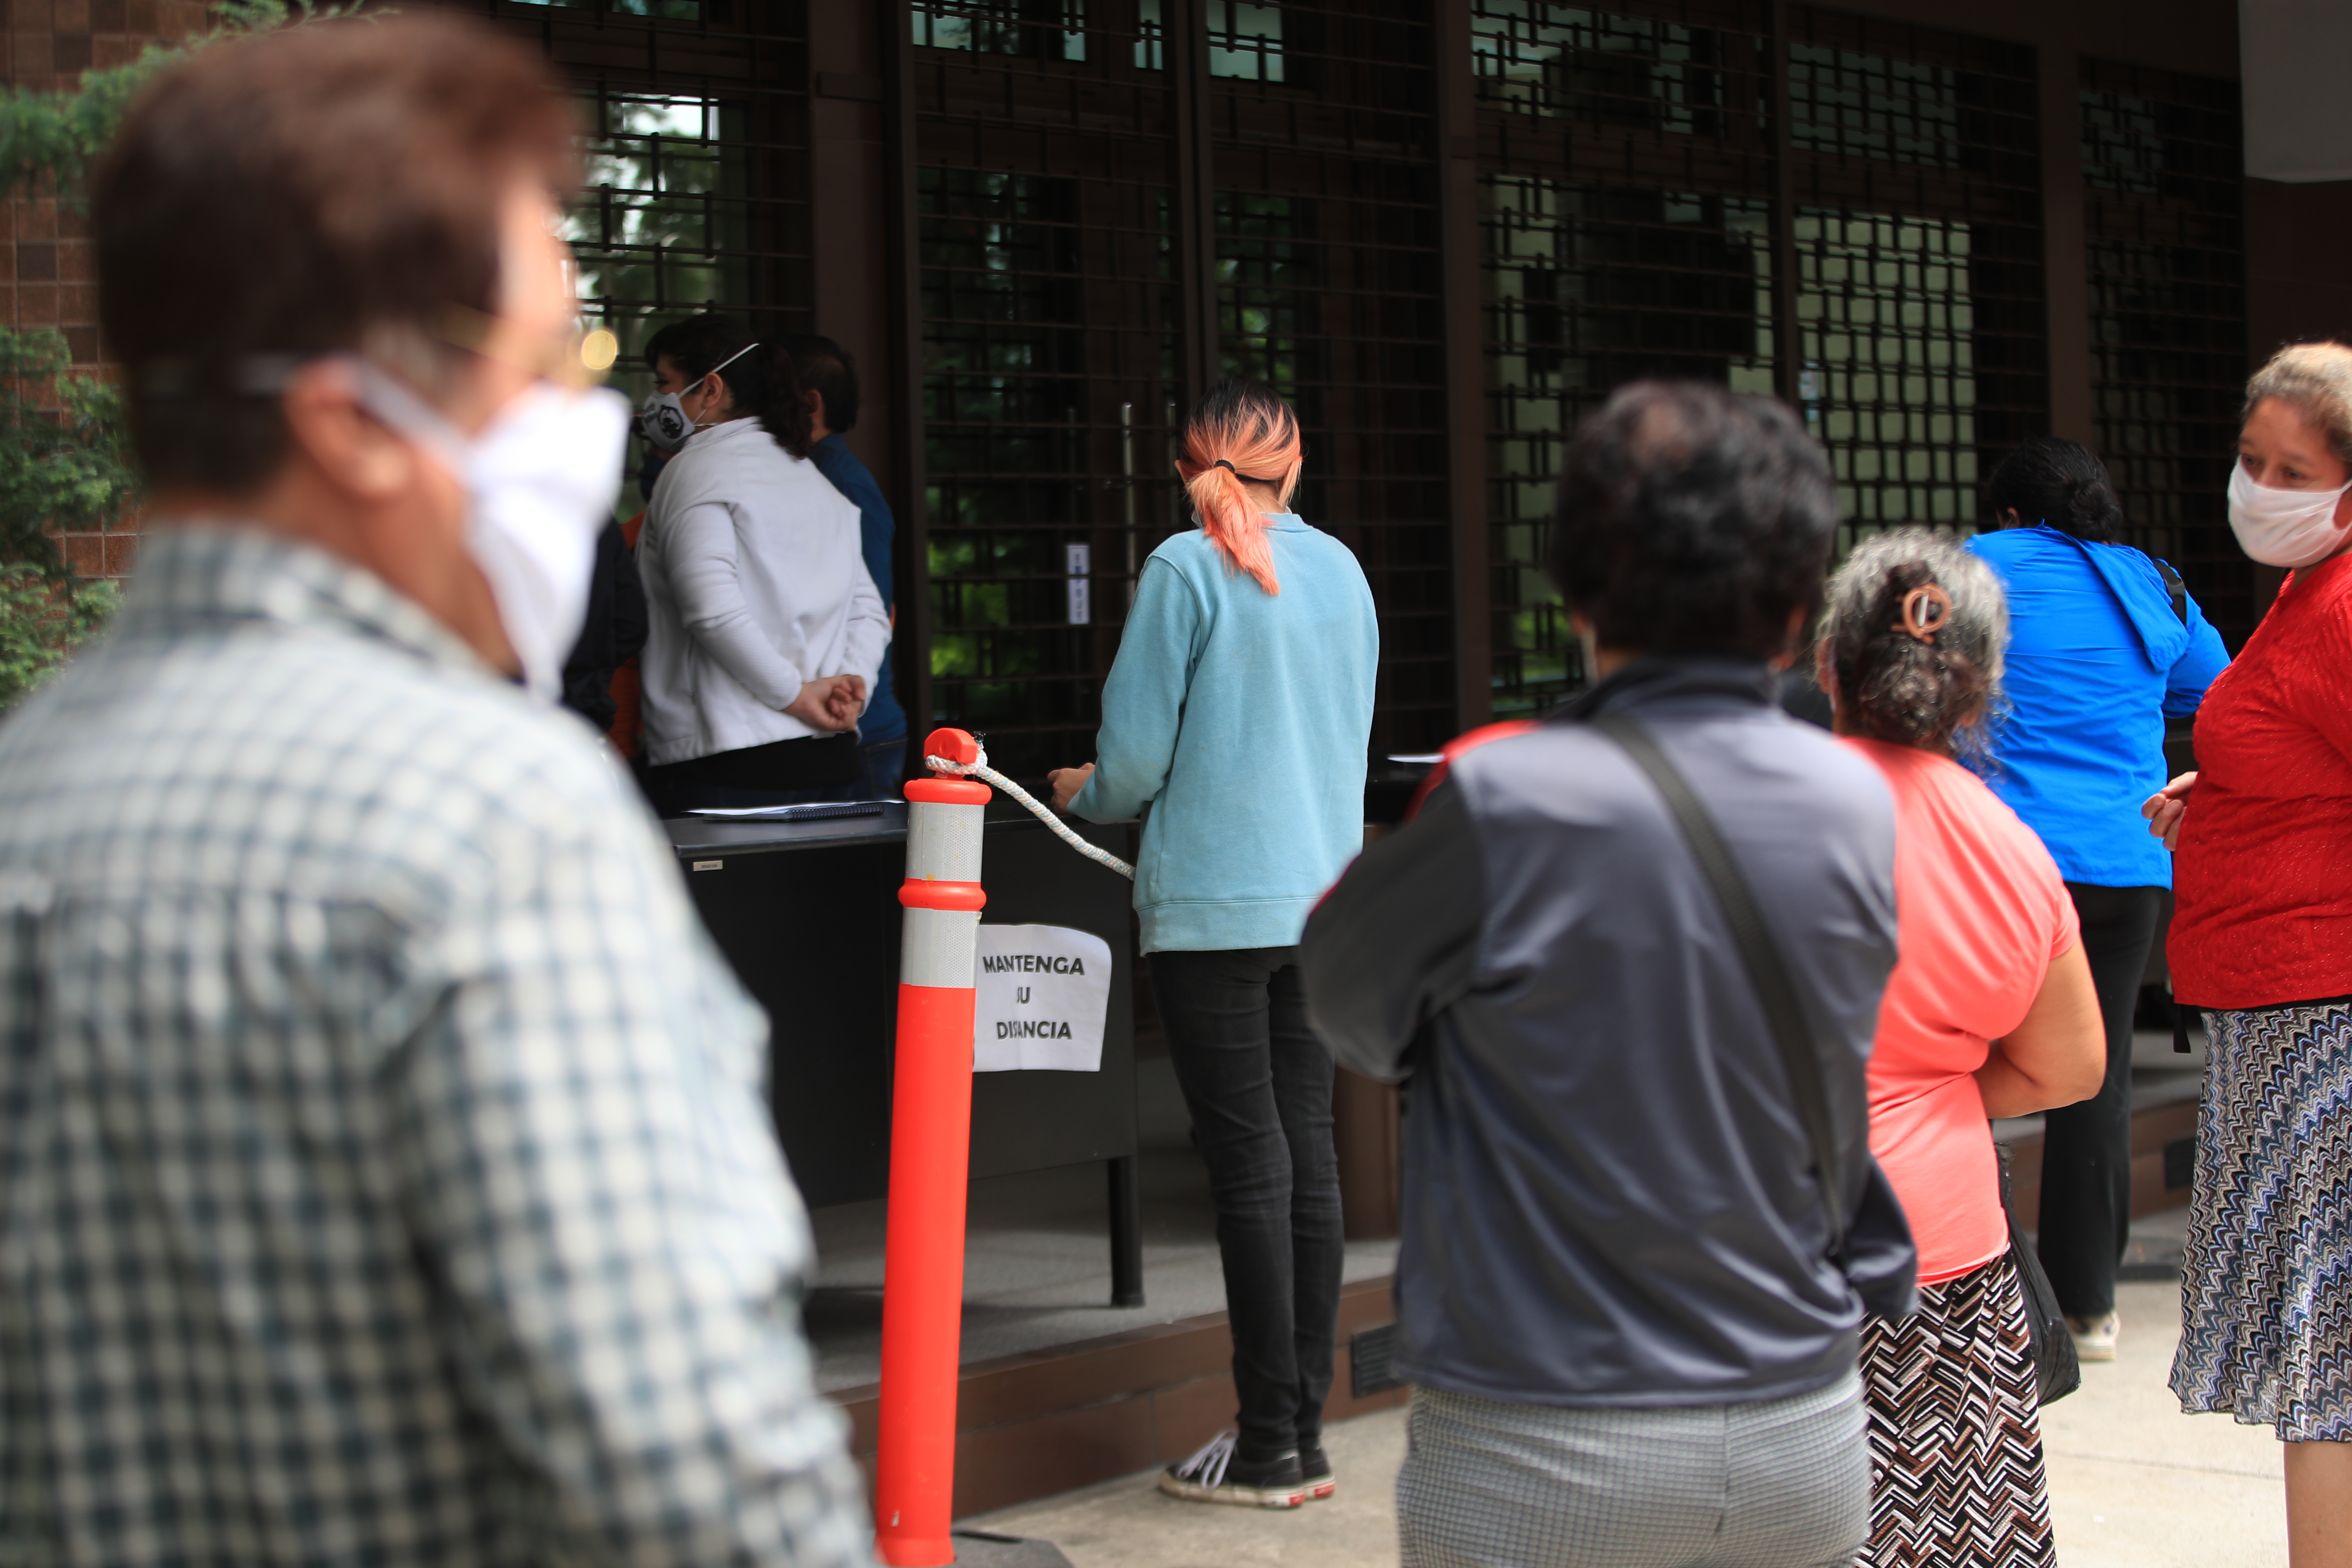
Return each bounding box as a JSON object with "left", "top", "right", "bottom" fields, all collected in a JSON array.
[{"left": 1048, "top": 379, "right": 1379, "bottom": 1508}]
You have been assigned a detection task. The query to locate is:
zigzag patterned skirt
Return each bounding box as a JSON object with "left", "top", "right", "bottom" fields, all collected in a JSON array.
[
  {"left": 2172, "top": 999, "right": 2352, "bottom": 1440},
  {"left": 1858, "top": 1253, "right": 2055, "bottom": 1568}
]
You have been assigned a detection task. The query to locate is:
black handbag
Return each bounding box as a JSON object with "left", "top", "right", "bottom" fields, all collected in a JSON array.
[
  {"left": 1594, "top": 714, "right": 1919, "bottom": 1319},
  {"left": 1997, "top": 1141, "right": 2082, "bottom": 1404}
]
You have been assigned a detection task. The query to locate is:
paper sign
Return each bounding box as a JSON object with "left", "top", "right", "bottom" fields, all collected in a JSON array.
[
  {"left": 973, "top": 923, "right": 1112, "bottom": 1073},
  {"left": 1066, "top": 542, "right": 1093, "bottom": 625}
]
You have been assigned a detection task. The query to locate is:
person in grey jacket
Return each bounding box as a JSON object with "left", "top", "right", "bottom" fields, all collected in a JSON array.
[{"left": 1302, "top": 382, "right": 1903, "bottom": 1568}]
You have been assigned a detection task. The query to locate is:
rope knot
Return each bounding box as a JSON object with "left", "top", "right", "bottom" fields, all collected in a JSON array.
[{"left": 920, "top": 745, "right": 1137, "bottom": 881}]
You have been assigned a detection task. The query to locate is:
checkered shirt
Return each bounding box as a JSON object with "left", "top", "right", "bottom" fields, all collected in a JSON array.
[{"left": 0, "top": 527, "right": 870, "bottom": 1567}]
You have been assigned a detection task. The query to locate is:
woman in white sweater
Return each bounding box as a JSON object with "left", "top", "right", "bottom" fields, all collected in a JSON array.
[{"left": 633, "top": 314, "right": 890, "bottom": 815}]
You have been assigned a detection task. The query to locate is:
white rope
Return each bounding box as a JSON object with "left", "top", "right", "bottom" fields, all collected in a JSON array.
[{"left": 923, "top": 746, "right": 1137, "bottom": 881}]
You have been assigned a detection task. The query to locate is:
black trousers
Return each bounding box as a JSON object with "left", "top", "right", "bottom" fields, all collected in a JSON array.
[
  {"left": 641, "top": 733, "right": 861, "bottom": 816},
  {"left": 2035, "top": 882, "right": 2165, "bottom": 1319},
  {"left": 1149, "top": 946, "right": 1344, "bottom": 1462}
]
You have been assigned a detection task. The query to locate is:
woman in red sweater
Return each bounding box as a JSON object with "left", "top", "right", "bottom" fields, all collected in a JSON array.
[{"left": 2147, "top": 341, "right": 2352, "bottom": 1565}]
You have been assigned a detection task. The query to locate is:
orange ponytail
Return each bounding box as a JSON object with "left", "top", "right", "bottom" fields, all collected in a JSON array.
[{"left": 1173, "top": 379, "right": 1302, "bottom": 596}]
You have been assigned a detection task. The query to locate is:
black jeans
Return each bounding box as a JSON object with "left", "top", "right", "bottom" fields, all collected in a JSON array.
[
  {"left": 1150, "top": 946, "right": 1344, "bottom": 1462},
  {"left": 2036, "top": 882, "right": 2165, "bottom": 1318}
]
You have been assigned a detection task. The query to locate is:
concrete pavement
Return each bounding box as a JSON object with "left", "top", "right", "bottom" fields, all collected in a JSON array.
[
  {"left": 2040, "top": 1280, "right": 2284, "bottom": 1567},
  {"left": 969, "top": 1277, "right": 2288, "bottom": 1566}
]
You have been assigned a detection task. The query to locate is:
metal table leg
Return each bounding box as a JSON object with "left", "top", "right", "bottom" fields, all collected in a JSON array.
[{"left": 1108, "top": 1155, "right": 1144, "bottom": 1307}]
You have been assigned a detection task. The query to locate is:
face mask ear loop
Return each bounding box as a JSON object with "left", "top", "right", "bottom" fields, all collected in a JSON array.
[
  {"left": 687, "top": 340, "right": 763, "bottom": 425},
  {"left": 339, "top": 357, "right": 474, "bottom": 478},
  {"left": 705, "top": 340, "right": 762, "bottom": 378}
]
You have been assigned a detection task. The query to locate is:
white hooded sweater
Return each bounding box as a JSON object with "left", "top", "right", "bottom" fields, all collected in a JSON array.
[{"left": 637, "top": 416, "right": 889, "bottom": 767}]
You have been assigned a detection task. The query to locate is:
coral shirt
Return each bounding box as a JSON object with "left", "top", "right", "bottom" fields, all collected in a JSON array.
[
  {"left": 2170, "top": 551, "right": 2352, "bottom": 1009},
  {"left": 1847, "top": 738, "right": 2081, "bottom": 1284}
]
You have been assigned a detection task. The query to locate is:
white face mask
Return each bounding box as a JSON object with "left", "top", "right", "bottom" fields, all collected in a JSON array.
[
  {"left": 2228, "top": 460, "right": 2352, "bottom": 569},
  {"left": 350, "top": 362, "right": 630, "bottom": 700},
  {"left": 637, "top": 340, "right": 760, "bottom": 453}
]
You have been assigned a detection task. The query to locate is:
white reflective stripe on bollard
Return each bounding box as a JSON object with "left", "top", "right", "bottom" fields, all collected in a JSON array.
[
  {"left": 900, "top": 906, "right": 982, "bottom": 990},
  {"left": 905, "top": 801, "right": 986, "bottom": 886}
]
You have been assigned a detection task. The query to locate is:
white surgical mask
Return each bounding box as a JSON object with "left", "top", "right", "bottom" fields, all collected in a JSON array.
[
  {"left": 349, "top": 361, "right": 630, "bottom": 700},
  {"left": 637, "top": 340, "right": 760, "bottom": 453},
  {"left": 2227, "top": 460, "right": 2352, "bottom": 569}
]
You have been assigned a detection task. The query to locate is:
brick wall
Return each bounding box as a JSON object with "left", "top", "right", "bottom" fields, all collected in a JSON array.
[{"left": 3, "top": 0, "right": 208, "bottom": 579}]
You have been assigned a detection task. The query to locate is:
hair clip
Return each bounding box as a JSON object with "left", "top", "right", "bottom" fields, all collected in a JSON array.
[{"left": 1901, "top": 584, "right": 1952, "bottom": 643}]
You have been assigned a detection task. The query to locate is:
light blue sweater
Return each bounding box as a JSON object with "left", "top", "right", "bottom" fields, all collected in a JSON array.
[{"left": 1070, "top": 514, "right": 1378, "bottom": 952}]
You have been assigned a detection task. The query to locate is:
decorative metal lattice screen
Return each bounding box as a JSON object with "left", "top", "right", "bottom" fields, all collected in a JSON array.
[
  {"left": 1790, "top": 209, "right": 1981, "bottom": 541},
  {"left": 1211, "top": 0, "right": 1451, "bottom": 753},
  {"left": 2080, "top": 57, "right": 2249, "bottom": 648},
  {"left": 1472, "top": 0, "right": 1779, "bottom": 716},
  {"left": 1470, "top": 3, "right": 2045, "bottom": 714},
  {"left": 485, "top": 1, "right": 813, "bottom": 515},
  {"left": 911, "top": 0, "right": 1447, "bottom": 770},
  {"left": 913, "top": 1, "right": 1182, "bottom": 780},
  {"left": 1482, "top": 181, "right": 1776, "bottom": 713},
  {"left": 1785, "top": 9, "right": 2045, "bottom": 555}
]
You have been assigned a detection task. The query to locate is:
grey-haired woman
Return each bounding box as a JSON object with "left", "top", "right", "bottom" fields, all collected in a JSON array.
[{"left": 1821, "top": 530, "right": 2104, "bottom": 1567}]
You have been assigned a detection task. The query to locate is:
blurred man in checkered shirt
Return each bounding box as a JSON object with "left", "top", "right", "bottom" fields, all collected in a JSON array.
[{"left": 0, "top": 15, "right": 869, "bottom": 1566}]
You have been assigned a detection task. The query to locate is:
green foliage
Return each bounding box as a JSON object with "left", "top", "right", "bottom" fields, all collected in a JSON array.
[
  {"left": 0, "top": 0, "right": 342, "bottom": 709},
  {"left": 0, "top": 0, "right": 309, "bottom": 201},
  {"left": 0, "top": 325, "right": 137, "bottom": 577},
  {"left": 0, "top": 563, "right": 116, "bottom": 710}
]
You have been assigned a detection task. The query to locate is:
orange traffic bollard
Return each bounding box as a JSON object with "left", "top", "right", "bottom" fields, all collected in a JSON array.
[{"left": 874, "top": 728, "right": 992, "bottom": 1566}]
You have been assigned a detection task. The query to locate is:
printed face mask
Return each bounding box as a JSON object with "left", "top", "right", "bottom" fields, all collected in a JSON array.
[
  {"left": 2227, "top": 460, "right": 2352, "bottom": 569},
  {"left": 637, "top": 340, "right": 761, "bottom": 453},
  {"left": 350, "top": 361, "right": 630, "bottom": 701}
]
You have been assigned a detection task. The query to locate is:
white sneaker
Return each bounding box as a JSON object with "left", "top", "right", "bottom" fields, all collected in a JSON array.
[
  {"left": 2069, "top": 1311, "right": 2119, "bottom": 1363},
  {"left": 1157, "top": 1430, "right": 1309, "bottom": 1509}
]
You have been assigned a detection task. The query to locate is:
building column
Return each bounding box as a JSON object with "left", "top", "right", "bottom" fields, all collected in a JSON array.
[
  {"left": 1433, "top": 0, "right": 1491, "bottom": 735},
  {"left": 2037, "top": 40, "right": 2095, "bottom": 446},
  {"left": 879, "top": 0, "right": 934, "bottom": 736}
]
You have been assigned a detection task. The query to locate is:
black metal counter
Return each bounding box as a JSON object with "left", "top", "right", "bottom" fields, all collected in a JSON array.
[{"left": 667, "top": 805, "right": 1142, "bottom": 1301}]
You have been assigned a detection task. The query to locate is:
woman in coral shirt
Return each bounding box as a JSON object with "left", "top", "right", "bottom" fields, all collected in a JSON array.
[
  {"left": 2146, "top": 342, "right": 2352, "bottom": 1564},
  {"left": 1819, "top": 529, "right": 2104, "bottom": 1567}
]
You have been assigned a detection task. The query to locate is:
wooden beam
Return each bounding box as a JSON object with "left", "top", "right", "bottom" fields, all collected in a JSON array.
[
  {"left": 880, "top": 0, "right": 933, "bottom": 738},
  {"left": 1767, "top": 0, "right": 1804, "bottom": 411},
  {"left": 2037, "top": 40, "right": 2095, "bottom": 445},
  {"left": 1433, "top": 0, "right": 1491, "bottom": 733},
  {"left": 1166, "top": 0, "right": 1221, "bottom": 412}
]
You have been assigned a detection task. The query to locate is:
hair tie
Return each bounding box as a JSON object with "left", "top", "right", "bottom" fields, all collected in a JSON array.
[
  {"left": 1901, "top": 584, "right": 1951, "bottom": 643},
  {"left": 1209, "top": 456, "right": 1284, "bottom": 484}
]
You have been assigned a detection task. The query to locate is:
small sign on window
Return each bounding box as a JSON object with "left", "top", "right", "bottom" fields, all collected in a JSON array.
[{"left": 1066, "top": 542, "right": 1092, "bottom": 626}]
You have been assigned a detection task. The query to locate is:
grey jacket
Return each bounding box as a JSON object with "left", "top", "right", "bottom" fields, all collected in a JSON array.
[{"left": 1302, "top": 658, "right": 1899, "bottom": 1407}]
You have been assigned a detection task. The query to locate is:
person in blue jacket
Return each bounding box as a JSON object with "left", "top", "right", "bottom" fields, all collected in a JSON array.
[
  {"left": 787, "top": 334, "right": 909, "bottom": 797},
  {"left": 1966, "top": 437, "right": 2229, "bottom": 1363},
  {"left": 1048, "top": 379, "right": 1378, "bottom": 1509}
]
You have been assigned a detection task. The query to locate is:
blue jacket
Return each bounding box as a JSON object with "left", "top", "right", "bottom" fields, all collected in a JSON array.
[
  {"left": 1966, "top": 526, "right": 2229, "bottom": 888},
  {"left": 1070, "top": 514, "right": 1378, "bottom": 952},
  {"left": 806, "top": 434, "right": 906, "bottom": 743}
]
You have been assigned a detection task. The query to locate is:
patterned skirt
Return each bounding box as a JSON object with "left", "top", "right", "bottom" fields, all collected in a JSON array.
[
  {"left": 1859, "top": 1253, "right": 2055, "bottom": 1568},
  {"left": 2172, "top": 999, "right": 2352, "bottom": 1440}
]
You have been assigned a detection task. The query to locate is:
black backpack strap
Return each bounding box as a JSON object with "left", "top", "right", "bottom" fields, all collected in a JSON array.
[
  {"left": 2152, "top": 556, "right": 2189, "bottom": 626},
  {"left": 1591, "top": 712, "right": 1849, "bottom": 1262}
]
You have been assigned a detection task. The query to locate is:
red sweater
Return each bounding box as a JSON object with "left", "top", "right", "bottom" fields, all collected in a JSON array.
[{"left": 2172, "top": 551, "right": 2352, "bottom": 1008}]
